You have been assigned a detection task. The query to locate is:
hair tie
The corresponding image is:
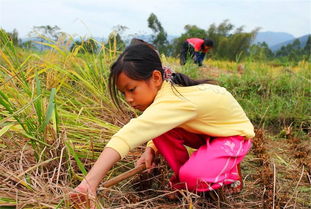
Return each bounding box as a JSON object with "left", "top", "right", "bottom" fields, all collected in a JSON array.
[{"left": 163, "top": 66, "right": 175, "bottom": 82}]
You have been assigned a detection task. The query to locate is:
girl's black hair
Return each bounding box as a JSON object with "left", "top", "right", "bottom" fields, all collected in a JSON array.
[{"left": 108, "top": 39, "right": 215, "bottom": 110}]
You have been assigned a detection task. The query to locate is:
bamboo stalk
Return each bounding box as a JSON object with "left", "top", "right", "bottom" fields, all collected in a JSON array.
[{"left": 102, "top": 164, "right": 146, "bottom": 188}]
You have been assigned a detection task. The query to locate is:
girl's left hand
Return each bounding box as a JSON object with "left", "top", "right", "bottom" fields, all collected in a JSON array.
[{"left": 135, "top": 147, "right": 156, "bottom": 173}]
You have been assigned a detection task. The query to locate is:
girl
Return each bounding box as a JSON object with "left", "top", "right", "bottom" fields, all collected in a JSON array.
[{"left": 71, "top": 41, "right": 254, "bottom": 206}]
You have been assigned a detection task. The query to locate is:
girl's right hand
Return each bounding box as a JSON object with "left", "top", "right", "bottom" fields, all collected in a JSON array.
[{"left": 136, "top": 147, "right": 156, "bottom": 172}]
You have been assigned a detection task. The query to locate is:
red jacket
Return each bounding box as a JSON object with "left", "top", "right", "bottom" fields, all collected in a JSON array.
[{"left": 186, "top": 38, "right": 209, "bottom": 53}]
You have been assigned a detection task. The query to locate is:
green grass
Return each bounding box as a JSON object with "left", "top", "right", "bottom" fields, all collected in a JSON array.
[
  {"left": 217, "top": 62, "right": 310, "bottom": 133},
  {"left": 0, "top": 31, "right": 122, "bottom": 168}
]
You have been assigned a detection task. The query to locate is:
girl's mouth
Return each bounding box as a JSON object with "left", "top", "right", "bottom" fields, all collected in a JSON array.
[{"left": 133, "top": 105, "right": 144, "bottom": 111}]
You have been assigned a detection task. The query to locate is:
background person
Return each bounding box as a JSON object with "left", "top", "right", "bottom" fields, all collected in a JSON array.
[{"left": 180, "top": 38, "right": 214, "bottom": 66}]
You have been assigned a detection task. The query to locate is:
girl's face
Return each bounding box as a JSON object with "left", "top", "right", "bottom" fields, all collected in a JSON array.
[{"left": 116, "top": 70, "right": 163, "bottom": 111}]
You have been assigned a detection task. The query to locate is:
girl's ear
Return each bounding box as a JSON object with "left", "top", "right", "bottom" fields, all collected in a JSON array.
[{"left": 151, "top": 70, "right": 163, "bottom": 86}]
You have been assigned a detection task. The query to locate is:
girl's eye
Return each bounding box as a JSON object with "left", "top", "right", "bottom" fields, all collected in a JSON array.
[{"left": 129, "top": 87, "right": 136, "bottom": 92}]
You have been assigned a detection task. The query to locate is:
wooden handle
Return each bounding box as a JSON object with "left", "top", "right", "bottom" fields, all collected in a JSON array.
[{"left": 103, "top": 164, "right": 146, "bottom": 188}]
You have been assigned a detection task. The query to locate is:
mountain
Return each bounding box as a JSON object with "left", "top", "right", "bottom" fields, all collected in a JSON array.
[
  {"left": 253, "top": 31, "right": 295, "bottom": 47},
  {"left": 270, "top": 34, "right": 310, "bottom": 52}
]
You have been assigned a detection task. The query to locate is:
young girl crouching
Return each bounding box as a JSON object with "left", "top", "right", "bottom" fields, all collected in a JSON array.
[{"left": 70, "top": 40, "right": 254, "bottom": 207}]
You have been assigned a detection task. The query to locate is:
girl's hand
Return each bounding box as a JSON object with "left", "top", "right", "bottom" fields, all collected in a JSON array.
[
  {"left": 70, "top": 182, "right": 97, "bottom": 209},
  {"left": 136, "top": 147, "right": 156, "bottom": 173},
  {"left": 69, "top": 148, "right": 121, "bottom": 208}
]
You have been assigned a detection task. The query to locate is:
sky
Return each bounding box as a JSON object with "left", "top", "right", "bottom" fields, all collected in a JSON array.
[{"left": 0, "top": 0, "right": 310, "bottom": 39}]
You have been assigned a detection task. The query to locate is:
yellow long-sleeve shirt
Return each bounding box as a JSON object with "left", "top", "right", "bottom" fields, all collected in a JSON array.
[{"left": 106, "top": 81, "right": 255, "bottom": 159}]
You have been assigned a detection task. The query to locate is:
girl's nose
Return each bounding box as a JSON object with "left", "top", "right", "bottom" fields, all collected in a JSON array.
[{"left": 125, "top": 95, "right": 134, "bottom": 104}]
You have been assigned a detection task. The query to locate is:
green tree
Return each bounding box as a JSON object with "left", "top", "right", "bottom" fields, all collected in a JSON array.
[
  {"left": 275, "top": 39, "right": 302, "bottom": 62},
  {"left": 7, "top": 29, "right": 20, "bottom": 46},
  {"left": 70, "top": 38, "right": 98, "bottom": 54},
  {"left": 29, "top": 25, "right": 61, "bottom": 41},
  {"left": 0, "top": 28, "right": 20, "bottom": 46},
  {"left": 226, "top": 32, "right": 257, "bottom": 61},
  {"left": 106, "top": 25, "right": 127, "bottom": 53},
  {"left": 206, "top": 20, "right": 258, "bottom": 61},
  {"left": 303, "top": 35, "right": 311, "bottom": 60},
  {"left": 21, "top": 40, "right": 34, "bottom": 50},
  {"left": 249, "top": 42, "right": 273, "bottom": 61},
  {"left": 147, "top": 13, "right": 169, "bottom": 55},
  {"left": 289, "top": 39, "right": 302, "bottom": 62},
  {"left": 28, "top": 25, "right": 62, "bottom": 51}
]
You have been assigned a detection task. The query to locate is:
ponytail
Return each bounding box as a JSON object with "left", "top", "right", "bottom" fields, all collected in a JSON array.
[{"left": 171, "top": 72, "right": 217, "bottom": 86}]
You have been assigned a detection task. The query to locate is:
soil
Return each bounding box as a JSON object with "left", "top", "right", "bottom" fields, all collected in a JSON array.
[{"left": 99, "top": 128, "right": 311, "bottom": 208}]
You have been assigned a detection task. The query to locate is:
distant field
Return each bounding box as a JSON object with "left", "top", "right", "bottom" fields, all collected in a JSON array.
[{"left": 1, "top": 34, "right": 310, "bottom": 208}]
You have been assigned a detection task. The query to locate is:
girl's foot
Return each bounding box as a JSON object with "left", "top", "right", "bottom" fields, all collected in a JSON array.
[
  {"left": 223, "top": 178, "right": 243, "bottom": 194},
  {"left": 223, "top": 164, "right": 243, "bottom": 195}
]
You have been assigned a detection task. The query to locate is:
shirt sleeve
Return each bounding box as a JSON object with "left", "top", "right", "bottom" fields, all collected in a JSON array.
[
  {"left": 146, "top": 140, "right": 158, "bottom": 152},
  {"left": 105, "top": 95, "right": 198, "bottom": 159}
]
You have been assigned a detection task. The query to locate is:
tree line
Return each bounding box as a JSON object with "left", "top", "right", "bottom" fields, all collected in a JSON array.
[{"left": 2, "top": 13, "right": 310, "bottom": 63}]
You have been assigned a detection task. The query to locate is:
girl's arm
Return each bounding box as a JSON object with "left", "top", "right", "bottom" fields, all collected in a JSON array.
[{"left": 73, "top": 147, "right": 121, "bottom": 196}]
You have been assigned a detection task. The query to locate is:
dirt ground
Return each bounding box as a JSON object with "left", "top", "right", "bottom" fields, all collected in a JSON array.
[{"left": 97, "top": 128, "right": 310, "bottom": 209}]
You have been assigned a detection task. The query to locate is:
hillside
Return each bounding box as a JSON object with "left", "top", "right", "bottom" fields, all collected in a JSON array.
[
  {"left": 252, "top": 31, "right": 294, "bottom": 47},
  {"left": 270, "top": 34, "right": 311, "bottom": 51}
]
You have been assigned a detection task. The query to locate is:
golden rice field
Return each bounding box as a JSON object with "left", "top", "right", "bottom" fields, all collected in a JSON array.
[{"left": 0, "top": 33, "right": 310, "bottom": 208}]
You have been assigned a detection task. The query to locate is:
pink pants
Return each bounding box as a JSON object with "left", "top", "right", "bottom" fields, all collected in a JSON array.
[{"left": 153, "top": 128, "right": 252, "bottom": 192}]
